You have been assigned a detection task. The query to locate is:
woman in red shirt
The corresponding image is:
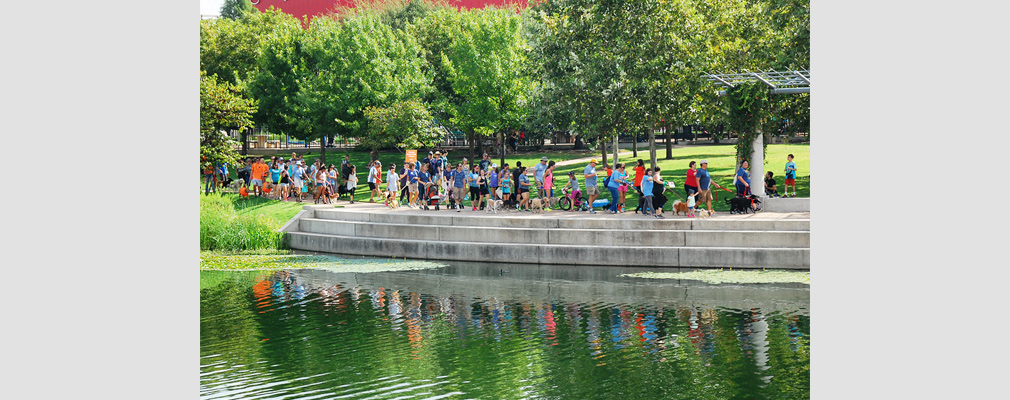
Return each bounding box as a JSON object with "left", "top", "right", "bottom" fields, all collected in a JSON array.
[
  {"left": 632, "top": 159, "right": 646, "bottom": 213},
  {"left": 684, "top": 161, "right": 699, "bottom": 196}
]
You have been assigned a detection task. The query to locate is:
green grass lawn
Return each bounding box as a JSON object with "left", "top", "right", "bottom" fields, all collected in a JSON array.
[{"left": 202, "top": 144, "right": 809, "bottom": 212}]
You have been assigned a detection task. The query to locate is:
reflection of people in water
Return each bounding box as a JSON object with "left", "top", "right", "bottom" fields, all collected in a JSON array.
[
  {"left": 586, "top": 308, "right": 602, "bottom": 360},
  {"left": 388, "top": 290, "right": 403, "bottom": 330},
  {"left": 406, "top": 292, "right": 423, "bottom": 358}
]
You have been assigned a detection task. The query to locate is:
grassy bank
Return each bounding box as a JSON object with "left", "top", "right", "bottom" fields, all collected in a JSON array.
[{"left": 200, "top": 194, "right": 304, "bottom": 251}]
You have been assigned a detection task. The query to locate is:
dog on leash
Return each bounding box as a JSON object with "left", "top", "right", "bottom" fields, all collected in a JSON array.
[
  {"left": 530, "top": 198, "right": 545, "bottom": 213},
  {"left": 486, "top": 198, "right": 503, "bottom": 214},
  {"left": 228, "top": 178, "right": 245, "bottom": 194},
  {"left": 696, "top": 208, "right": 712, "bottom": 219},
  {"left": 672, "top": 200, "right": 690, "bottom": 216},
  {"left": 727, "top": 195, "right": 762, "bottom": 214}
]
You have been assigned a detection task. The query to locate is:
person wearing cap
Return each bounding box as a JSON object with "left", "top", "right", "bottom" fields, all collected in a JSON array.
[
  {"left": 533, "top": 156, "right": 549, "bottom": 198},
  {"left": 368, "top": 160, "right": 382, "bottom": 202},
  {"left": 584, "top": 159, "right": 599, "bottom": 213},
  {"left": 695, "top": 159, "right": 722, "bottom": 214}
]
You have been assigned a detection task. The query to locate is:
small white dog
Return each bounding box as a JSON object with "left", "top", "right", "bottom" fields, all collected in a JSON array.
[
  {"left": 228, "top": 178, "right": 245, "bottom": 193},
  {"left": 530, "top": 197, "right": 545, "bottom": 213},
  {"left": 696, "top": 209, "right": 712, "bottom": 219}
]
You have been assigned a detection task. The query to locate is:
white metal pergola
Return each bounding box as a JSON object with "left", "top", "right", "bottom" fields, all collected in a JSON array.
[
  {"left": 703, "top": 69, "right": 810, "bottom": 96},
  {"left": 701, "top": 69, "right": 810, "bottom": 200}
]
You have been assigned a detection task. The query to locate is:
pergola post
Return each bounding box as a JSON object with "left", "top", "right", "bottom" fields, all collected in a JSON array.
[{"left": 751, "top": 130, "right": 764, "bottom": 199}]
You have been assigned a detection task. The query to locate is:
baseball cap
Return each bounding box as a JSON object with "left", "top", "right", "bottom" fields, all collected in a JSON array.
[
  {"left": 700, "top": 159, "right": 708, "bottom": 164},
  {"left": 541, "top": 157, "right": 549, "bottom": 162},
  {"left": 590, "top": 158, "right": 598, "bottom": 164}
]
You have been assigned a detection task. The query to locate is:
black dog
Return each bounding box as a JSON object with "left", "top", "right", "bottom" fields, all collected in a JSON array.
[{"left": 727, "top": 195, "right": 762, "bottom": 214}]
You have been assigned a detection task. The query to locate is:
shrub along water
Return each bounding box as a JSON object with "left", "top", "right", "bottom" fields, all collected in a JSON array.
[{"left": 200, "top": 194, "right": 292, "bottom": 251}]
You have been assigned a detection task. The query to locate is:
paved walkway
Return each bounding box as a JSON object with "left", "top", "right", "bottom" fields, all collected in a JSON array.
[{"left": 318, "top": 200, "right": 810, "bottom": 221}]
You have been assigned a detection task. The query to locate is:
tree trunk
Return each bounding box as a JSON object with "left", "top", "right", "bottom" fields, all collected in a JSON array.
[
  {"left": 601, "top": 136, "right": 608, "bottom": 167},
  {"left": 320, "top": 136, "right": 326, "bottom": 165},
  {"left": 648, "top": 127, "right": 657, "bottom": 170},
  {"left": 500, "top": 129, "right": 506, "bottom": 168},
  {"left": 612, "top": 132, "right": 619, "bottom": 169},
  {"left": 241, "top": 129, "right": 248, "bottom": 155},
  {"left": 632, "top": 131, "right": 638, "bottom": 157},
  {"left": 664, "top": 121, "right": 672, "bottom": 160}
]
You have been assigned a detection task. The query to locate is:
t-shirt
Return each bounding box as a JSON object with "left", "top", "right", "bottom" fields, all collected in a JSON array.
[
  {"left": 270, "top": 167, "right": 282, "bottom": 183},
  {"left": 512, "top": 168, "right": 523, "bottom": 188},
  {"left": 430, "top": 158, "right": 442, "bottom": 176},
  {"left": 451, "top": 169, "right": 466, "bottom": 188},
  {"left": 685, "top": 169, "right": 698, "bottom": 187},
  {"left": 469, "top": 172, "right": 479, "bottom": 187},
  {"left": 501, "top": 174, "right": 511, "bottom": 192},
  {"left": 398, "top": 168, "right": 408, "bottom": 186},
  {"left": 519, "top": 174, "right": 530, "bottom": 189},
  {"left": 253, "top": 163, "right": 268, "bottom": 180},
  {"left": 418, "top": 171, "right": 430, "bottom": 185},
  {"left": 368, "top": 166, "right": 379, "bottom": 183},
  {"left": 687, "top": 195, "right": 696, "bottom": 208},
  {"left": 584, "top": 165, "right": 598, "bottom": 187},
  {"left": 387, "top": 170, "right": 398, "bottom": 185},
  {"left": 489, "top": 172, "right": 498, "bottom": 187},
  {"left": 534, "top": 162, "right": 548, "bottom": 182},
  {"left": 479, "top": 159, "right": 491, "bottom": 172},
  {"left": 641, "top": 175, "right": 654, "bottom": 195},
  {"left": 785, "top": 161, "right": 797, "bottom": 179},
  {"left": 634, "top": 166, "right": 645, "bottom": 186},
  {"left": 737, "top": 167, "right": 750, "bottom": 187},
  {"left": 765, "top": 176, "right": 776, "bottom": 188},
  {"left": 696, "top": 168, "right": 712, "bottom": 190},
  {"left": 407, "top": 169, "right": 418, "bottom": 184},
  {"left": 543, "top": 171, "right": 553, "bottom": 190},
  {"left": 608, "top": 170, "right": 627, "bottom": 189}
]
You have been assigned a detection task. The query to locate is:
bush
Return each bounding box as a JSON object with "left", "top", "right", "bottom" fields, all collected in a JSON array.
[{"left": 200, "top": 195, "right": 287, "bottom": 251}]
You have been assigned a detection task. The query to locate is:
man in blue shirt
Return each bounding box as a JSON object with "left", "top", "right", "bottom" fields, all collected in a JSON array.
[
  {"left": 450, "top": 163, "right": 467, "bottom": 211},
  {"left": 583, "top": 159, "right": 599, "bottom": 213},
  {"left": 418, "top": 164, "right": 432, "bottom": 210},
  {"left": 534, "top": 156, "right": 549, "bottom": 198},
  {"left": 695, "top": 159, "right": 723, "bottom": 214}
]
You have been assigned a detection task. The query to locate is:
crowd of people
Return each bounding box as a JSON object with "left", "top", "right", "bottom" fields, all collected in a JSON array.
[{"left": 204, "top": 150, "right": 800, "bottom": 218}]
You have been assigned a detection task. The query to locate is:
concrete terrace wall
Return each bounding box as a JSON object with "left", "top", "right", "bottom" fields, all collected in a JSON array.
[{"left": 283, "top": 206, "right": 810, "bottom": 269}]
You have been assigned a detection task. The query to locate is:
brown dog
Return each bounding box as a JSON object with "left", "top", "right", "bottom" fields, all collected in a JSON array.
[{"left": 672, "top": 200, "right": 690, "bottom": 216}]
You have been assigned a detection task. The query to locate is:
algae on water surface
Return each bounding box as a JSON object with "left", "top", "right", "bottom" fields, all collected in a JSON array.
[
  {"left": 200, "top": 252, "right": 447, "bottom": 273},
  {"left": 621, "top": 269, "right": 810, "bottom": 285}
]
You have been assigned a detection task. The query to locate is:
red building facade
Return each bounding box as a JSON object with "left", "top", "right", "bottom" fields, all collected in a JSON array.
[{"left": 251, "top": 0, "right": 528, "bottom": 22}]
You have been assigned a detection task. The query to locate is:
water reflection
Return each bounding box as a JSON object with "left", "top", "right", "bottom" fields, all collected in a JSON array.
[{"left": 201, "top": 262, "right": 809, "bottom": 399}]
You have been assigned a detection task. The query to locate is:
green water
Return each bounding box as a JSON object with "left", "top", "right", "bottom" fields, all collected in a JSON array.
[{"left": 201, "top": 261, "right": 809, "bottom": 399}]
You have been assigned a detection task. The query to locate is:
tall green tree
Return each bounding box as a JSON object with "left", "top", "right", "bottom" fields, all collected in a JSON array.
[
  {"left": 296, "top": 12, "right": 432, "bottom": 163},
  {"left": 220, "top": 0, "right": 256, "bottom": 20},
  {"left": 441, "top": 6, "right": 533, "bottom": 159},
  {"left": 200, "top": 72, "right": 257, "bottom": 168},
  {"left": 361, "top": 99, "right": 444, "bottom": 151}
]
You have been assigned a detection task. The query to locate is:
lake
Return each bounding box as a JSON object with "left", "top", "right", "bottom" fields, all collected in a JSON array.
[{"left": 201, "top": 260, "right": 809, "bottom": 399}]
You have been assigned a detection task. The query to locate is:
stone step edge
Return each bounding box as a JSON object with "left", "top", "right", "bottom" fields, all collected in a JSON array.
[
  {"left": 298, "top": 217, "right": 811, "bottom": 235},
  {"left": 312, "top": 207, "right": 811, "bottom": 222},
  {"left": 285, "top": 230, "right": 811, "bottom": 251}
]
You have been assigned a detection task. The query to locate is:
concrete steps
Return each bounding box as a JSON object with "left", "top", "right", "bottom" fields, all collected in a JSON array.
[{"left": 281, "top": 206, "right": 810, "bottom": 269}]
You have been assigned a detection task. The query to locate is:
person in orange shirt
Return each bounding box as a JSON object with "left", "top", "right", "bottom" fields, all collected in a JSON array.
[
  {"left": 632, "top": 159, "right": 646, "bottom": 213},
  {"left": 250, "top": 158, "right": 268, "bottom": 197}
]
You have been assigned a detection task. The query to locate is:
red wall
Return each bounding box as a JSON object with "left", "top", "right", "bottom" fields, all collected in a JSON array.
[{"left": 252, "top": 0, "right": 529, "bottom": 22}]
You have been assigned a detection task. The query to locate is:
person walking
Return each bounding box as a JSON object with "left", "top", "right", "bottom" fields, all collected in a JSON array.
[
  {"left": 488, "top": 165, "right": 499, "bottom": 201},
  {"left": 695, "top": 159, "right": 724, "bottom": 214},
  {"left": 784, "top": 154, "right": 798, "bottom": 197},
  {"left": 542, "top": 161, "right": 555, "bottom": 211},
  {"left": 517, "top": 166, "right": 531, "bottom": 211},
  {"left": 450, "top": 163, "right": 467, "bottom": 211},
  {"left": 583, "top": 158, "right": 600, "bottom": 214},
  {"left": 651, "top": 167, "right": 667, "bottom": 219},
  {"left": 640, "top": 168, "right": 655, "bottom": 217},
  {"left": 345, "top": 166, "right": 358, "bottom": 204},
  {"left": 633, "top": 159, "right": 646, "bottom": 213},
  {"left": 511, "top": 161, "right": 523, "bottom": 209},
  {"left": 405, "top": 162, "right": 419, "bottom": 208},
  {"left": 684, "top": 161, "right": 699, "bottom": 197},
  {"left": 203, "top": 162, "right": 215, "bottom": 195},
  {"left": 499, "top": 164, "right": 511, "bottom": 207},
  {"left": 368, "top": 161, "right": 382, "bottom": 202},
  {"left": 385, "top": 163, "right": 399, "bottom": 206},
  {"left": 418, "top": 163, "right": 433, "bottom": 210},
  {"left": 606, "top": 163, "right": 630, "bottom": 214},
  {"left": 735, "top": 160, "right": 751, "bottom": 196},
  {"left": 534, "top": 157, "right": 549, "bottom": 198},
  {"left": 278, "top": 168, "right": 290, "bottom": 202},
  {"left": 468, "top": 165, "right": 481, "bottom": 211}
]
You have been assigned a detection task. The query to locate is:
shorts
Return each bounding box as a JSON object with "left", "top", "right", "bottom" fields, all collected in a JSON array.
[
  {"left": 618, "top": 184, "right": 628, "bottom": 193},
  {"left": 480, "top": 185, "right": 489, "bottom": 196},
  {"left": 785, "top": 178, "right": 795, "bottom": 185},
  {"left": 250, "top": 179, "right": 263, "bottom": 187},
  {"left": 292, "top": 178, "right": 303, "bottom": 188},
  {"left": 585, "top": 186, "right": 599, "bottom": 196},
  {"left": 408, "top": 183, "right": 418, "bottom": 193},
  {"left": 519, "top": 188, "right": 529, "bottom": 194},
  {"left": 278, "top": 183, "right": 288, "bottom": 188},
  {"left": 453, "top": 187, "right": 467, "bottom": 201},
  {"left": 698, "top": 189, "right": 713, "bottom": 203},
  {"left": 368, "top": 182, "right": 376, "bottom": 190}
]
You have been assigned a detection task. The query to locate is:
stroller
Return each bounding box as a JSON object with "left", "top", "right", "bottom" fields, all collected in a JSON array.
[{"left": 425, "top": 185, "right": 441, "bottom": 211}]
